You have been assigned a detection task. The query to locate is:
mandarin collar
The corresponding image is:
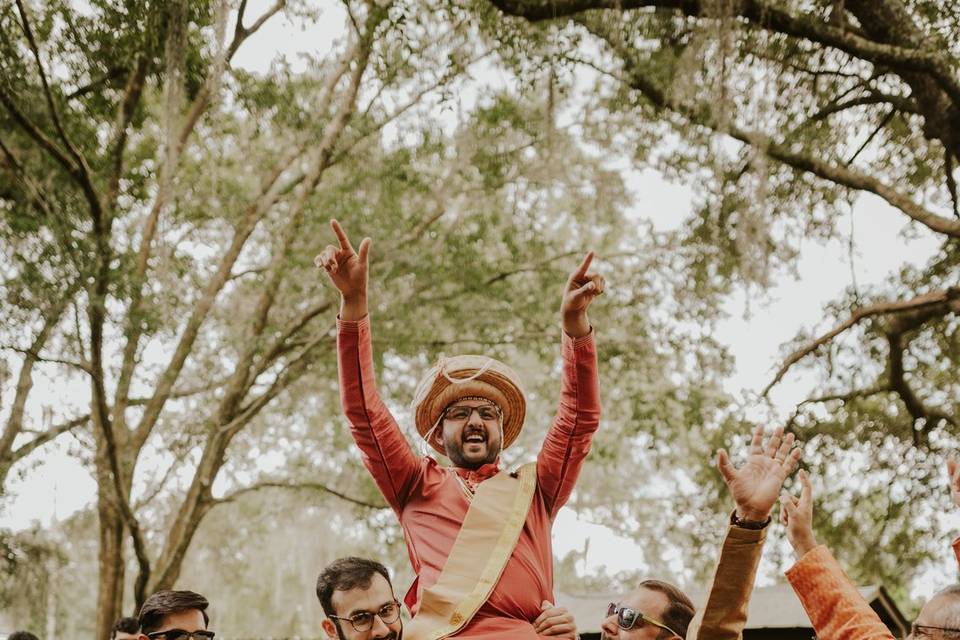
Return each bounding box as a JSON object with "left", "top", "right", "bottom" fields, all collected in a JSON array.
[{"left": 454, "top": 458, "right": 501, "bottom": 482}]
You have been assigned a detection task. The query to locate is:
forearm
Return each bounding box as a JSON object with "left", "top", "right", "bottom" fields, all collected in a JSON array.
[
  {"left": 338, "top": 315, "right": 419, "bottom": 509},
  {"left": 785, "top": 546, "right": 894, "bottom": 640},
  {"left": 538, "top": 329, "right": 601, "bottom": 514},
  {"left": 688, "top": 524, "right": 766, "bottom": 640}
]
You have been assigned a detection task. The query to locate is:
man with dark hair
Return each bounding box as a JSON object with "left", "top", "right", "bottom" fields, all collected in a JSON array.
[
  {"left": 316, "top": 557, "right": 578, "bottom": 640},
  {"left": 317, "top": 557, "right": 402, "bottom": 640},
  {"left": 112, "top": 616, "right": 140, "bottom": 640},
  {"left": 601, "top": 580, "right": 695, "bottom": 640},
  {"left": 8, "top": 632, "right": 39, "bottom": 640},
  {"left": 136, "top": 590, "right": 213, "bottom": 640}
]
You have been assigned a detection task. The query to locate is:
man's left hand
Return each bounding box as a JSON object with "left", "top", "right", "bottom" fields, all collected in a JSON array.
[
  {"left": 561, "top": 251, "right": 604, "bottom": 338},
  {"left": 534, "top": 600, "right": 578, "bottom": 638},
  {"left": 717, "top": 425, "right": 802, "bottom": 522}
]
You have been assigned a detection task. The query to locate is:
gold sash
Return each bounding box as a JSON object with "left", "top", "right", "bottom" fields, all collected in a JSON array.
[{"left": 405, "top": 462, "right": 537, "bottom": 640}]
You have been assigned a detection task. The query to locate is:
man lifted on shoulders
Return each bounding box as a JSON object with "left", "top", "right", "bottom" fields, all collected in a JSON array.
[{"left": 316, "top": 219, "right": 603, "bottom": 639}]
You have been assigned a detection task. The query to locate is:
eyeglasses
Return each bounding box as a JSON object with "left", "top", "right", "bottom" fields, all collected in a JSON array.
[
  {"left": 910, "top": 623, "right": 960, "bottom": 639},
  {"left": 443, "top": 404, "right": 501, "bottom": 423},
  {"left": 329, "top": 600, "right": 401, "bottom": 632},
  {"left": 606, "top": 603, "right": 681, "bottom": 638},
  {"left": 146, "top": 631, "right": 215, "bottom": 640}
]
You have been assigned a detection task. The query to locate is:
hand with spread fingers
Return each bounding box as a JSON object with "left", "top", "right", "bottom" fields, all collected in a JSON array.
[
  {"left": 948, "top": 455, "right": 960, "bottom": 509},
  {"left": 315, "top": 219, "right": 371, "bottom": 321},
  {"left": 533, "top": 600, "right": 578, "bottom": 638},
  {"left": 717, "top": 425, "right": 803, "bottom": 523},
  {"left": 780, "top": 469, "right": 817, "bottom": 559},
  {"left": 561, "top": 251, "right": 605, "bottom": 338}
]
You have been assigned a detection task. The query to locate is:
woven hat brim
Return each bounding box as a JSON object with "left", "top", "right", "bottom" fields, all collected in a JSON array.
[{"left": 413, "top": 358, "right": 525, "bottom": 457}]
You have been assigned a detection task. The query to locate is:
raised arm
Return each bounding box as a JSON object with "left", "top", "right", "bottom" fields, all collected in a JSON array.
[
  {"left": 948, "top": 455, "right": 960, "bottom": 567},
  {"left": 688, "top": 426, "right": 802, "bottom": 640},
  {"left": 317, "top": 220, "right": 420, "bottom": 512},
  {"left": 538, "top": 252, "right": 604, "bottom": 516},
  {"left": 781, "top": 471, "right": 894, "bottom": 640}
]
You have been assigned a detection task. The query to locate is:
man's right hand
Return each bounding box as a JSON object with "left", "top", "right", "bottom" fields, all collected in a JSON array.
[
  {"left": 717, "top": 425, "right": 802, "bottom": 523},
  {"left": 315, "top": 219, "right": 370, "bottom": 320},
  {"left": 780, "top": 469, "right": 818, "bottom": 559},
  {"left": 948, "top": 455, "right": 960, "bottom": 509}
]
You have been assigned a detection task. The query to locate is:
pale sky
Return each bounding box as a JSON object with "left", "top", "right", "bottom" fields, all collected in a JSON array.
[{"left": 2, "top": 0, "right": 952, "bottom": 605}]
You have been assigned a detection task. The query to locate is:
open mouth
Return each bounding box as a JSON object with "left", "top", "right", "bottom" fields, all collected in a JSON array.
[{"left": 463, "top": 430, "right": 487, "bottom": 444}]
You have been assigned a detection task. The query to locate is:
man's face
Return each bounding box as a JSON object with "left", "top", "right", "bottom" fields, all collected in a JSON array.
[
  {"left": 600, "top": 587, "right": 672, "bottom": 640},
  {"left": 138, "top": 609, "right": 208, "bottom": 640},
  {"left": 910, "top": 593, "right": 960, "bottom": 639},
  {"left": 322, "top": 573, "right": 402, "bottom": 640},
  {"left": 440, "top": 399, "right": 502, "bottom": 470}
]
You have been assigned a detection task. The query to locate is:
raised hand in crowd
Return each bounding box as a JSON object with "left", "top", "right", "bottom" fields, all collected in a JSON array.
[
  {"left": 560, "top": 251, "right": 605, "bottom": 338},
  {"left": 717, "top": 425, "right": 802, "bottom": 524},
  {"left": 780, "top": 470, "right": 817, "bottom": 559},
  {"left": 533, "top": 600, "right": 578, "bottom": 638},
  {"left": 948, "top": 454, "right": 960, "bottom": 509},
  {"left": 315, "top": 219, "right": 371, "bottom": 321}
]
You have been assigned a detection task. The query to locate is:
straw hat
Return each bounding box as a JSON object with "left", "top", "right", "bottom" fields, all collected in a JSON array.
[{"left": 411, "top": 355, "right": 526, "bottom": 456}]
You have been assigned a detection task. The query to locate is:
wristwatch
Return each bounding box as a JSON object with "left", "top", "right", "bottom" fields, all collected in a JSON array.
[{"left": 730, "top": 509, "right": 771, "bottom": 530}]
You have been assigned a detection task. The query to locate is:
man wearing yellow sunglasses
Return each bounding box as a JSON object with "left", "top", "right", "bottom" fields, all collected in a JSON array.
[{"left": 601, "top": 582, "right": 691, "bottom": 639}]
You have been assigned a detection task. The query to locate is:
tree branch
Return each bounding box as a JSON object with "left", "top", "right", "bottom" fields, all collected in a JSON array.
[
  {"left": 9, "top": 414, "right": 89, "bottom": 462},
  {"left": 15, "top": 1, "right": 85, "bottom": 170},
  {"left": 213, "top": 480, "right": 387, "bottom": 510},
  {"left": 0, "top": 345, "right": 91, "bottom": 374},
  {"left": 114, "top": 1, "right": 289, "bottom": 421},
  {"left": 885, "top": 331, "right": 956, "bottom": 436},
  {"left": 810, "top": 93, "right": 918, "bottom": 121},
  {"left": 490, "top": 0, "right": 960, "bottom": 106},
  {"left": 763, "top": 288, "right": 960, "bottom": 395},
  {"left": 586, "top": 23, "right": 960, "bottom": 239}
]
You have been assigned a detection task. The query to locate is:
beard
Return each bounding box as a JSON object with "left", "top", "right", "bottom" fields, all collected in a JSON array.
[
  {"left": 443, "top": 426, "right": 500, "bottom": 469},
  {"left": 334, "top": 621, "right": 401, "bottom": 640}
]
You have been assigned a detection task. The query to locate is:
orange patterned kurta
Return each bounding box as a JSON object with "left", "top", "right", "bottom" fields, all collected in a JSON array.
[
  {"left": 786, "top": 537, "right": 960, "bottom": 640},
  {"left": 337, "top": 315, "right": 601, "bottom": 639},
  {"left": 785, "top": 545, "right": 894, "bottom": 640}
]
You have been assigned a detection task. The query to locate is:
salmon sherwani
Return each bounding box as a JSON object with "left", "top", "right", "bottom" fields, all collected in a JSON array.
[{"left": 337, "top": 316, "right": 600, "bottom": 638}]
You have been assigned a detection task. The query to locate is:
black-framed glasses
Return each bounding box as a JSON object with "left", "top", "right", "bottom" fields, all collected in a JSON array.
[
  {"left": 329, "top": 600, "right": 401, "bottom": 632},
  {"left": 146, "top": 631, "right": 215, "bottom": 640},
  {"left": 606, "top": 603, "right": 681, "bottom": 638},
  {"left": 443, "top": 404, "right": 501, "bottom": 423},
  {"left": 910, "top": 623, "right": 960, "bottom": 639}
]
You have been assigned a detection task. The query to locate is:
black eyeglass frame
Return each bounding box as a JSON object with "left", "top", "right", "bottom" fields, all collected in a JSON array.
[
  {"left": 145, "top": 631, "right": 215, "bottom": 640},
  {"left": 442, "top": 403, "right": 502, "bottom": 423},
  {"left": 910, "top": 623, "right": 960, "bottom": 638},
  {"left": 328, "top": 600, "right": 402, "bottom": 633},
  {"left": 606, "top": 602, "right": 682, "bottom": 638}
]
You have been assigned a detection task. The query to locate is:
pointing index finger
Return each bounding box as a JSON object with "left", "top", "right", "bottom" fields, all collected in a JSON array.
[
  {"left": 330, "top": 219, "right": 355, "bottom": 254},
  {"left": 571, "top": 251, "right": 594, "bottom": 281}
]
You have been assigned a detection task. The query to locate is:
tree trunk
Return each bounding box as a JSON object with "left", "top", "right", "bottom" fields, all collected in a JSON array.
[
  {"left": 95, "top": 490, "right": 125, "bottom": 640},
  {"left": 94, "top": 441, "right": 134, "bottom": 639}
]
